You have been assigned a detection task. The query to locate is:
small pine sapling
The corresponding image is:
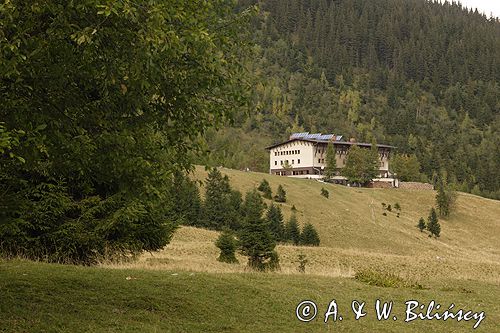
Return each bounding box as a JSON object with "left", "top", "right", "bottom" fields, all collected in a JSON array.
[
  {"left": 297, "top": 254, "right": 308, "bottom": 273},
  {"left": 215, "top": 230, "right": 238, "bottom": 263},
  {"left": 274, "top": 185, "right": 287, "bottom": 203},
  {"left": 418, "top": 217, "right": 426, "bottom": 232},
  {"left": 257, "top": 179, "right": 272, "bottom": 199}
]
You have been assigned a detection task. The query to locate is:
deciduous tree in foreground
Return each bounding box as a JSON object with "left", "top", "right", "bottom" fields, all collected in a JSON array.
[{"left": 0, "top": 1, "right": 251, "bottom": 264}]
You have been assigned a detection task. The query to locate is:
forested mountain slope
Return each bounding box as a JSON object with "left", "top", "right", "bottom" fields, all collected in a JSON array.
[{"left": 200, "top": 0, "right": 500, "bottom": 199}]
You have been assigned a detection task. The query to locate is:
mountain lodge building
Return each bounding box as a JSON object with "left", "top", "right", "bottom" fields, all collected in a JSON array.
[{"left": 265, "top": 132, "right": 397, "bottom": 187}]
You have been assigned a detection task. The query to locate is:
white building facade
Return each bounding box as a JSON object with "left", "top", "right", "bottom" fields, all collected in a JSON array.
[{"left": 266, "top": 132, "right": 396, "bottom": 187}]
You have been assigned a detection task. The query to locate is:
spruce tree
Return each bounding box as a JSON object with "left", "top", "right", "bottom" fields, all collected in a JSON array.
[
  {"left": 266, "top": 203, "right": 285, "bottom": 242},
  {"left": 274, "top": 184, "right": 287, "bottom": 202},
  {"left": 238, "top": 190, "right": 277, "bottom": 270},
  {"left": 227, "top": 190, "right": 243, "bottom": 231},
  {"left": 203, "top": 168, "right": 232, "bottom": 230},
  {"left": 435, "top": 176, "right": 456, "bottom": 218},
  {"left": 257, "top": 179, "right": 273, "bottom": 199},
  {"left": 169, "top": 171, "right": 201, "bottom": 226},
  {"left": 418, "top": 217, "right": 426, "bottom": 232},
  {"left": 300, "top": 223, "right": 320, "bottom": 246},
  {"left": 215, "top": 230, "right": 238, "bottom": 263},
  {"left": 285, "top": 213, "right": 301, "bottom": 245},
  {"left": 323, "top": 142, "right": 337, "bottom": 181},
  {"left": 427, "top": 208, "right": 441, "bottom": 238}
]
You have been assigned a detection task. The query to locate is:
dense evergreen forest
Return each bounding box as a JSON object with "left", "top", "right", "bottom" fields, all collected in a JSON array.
[{"left": 200, "top": 0, "right": 500, "bottom": 199}]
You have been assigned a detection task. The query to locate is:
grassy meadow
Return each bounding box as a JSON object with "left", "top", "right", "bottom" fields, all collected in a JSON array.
[{"left": 1, "top": 167, "right": 499, "bottom": 332}]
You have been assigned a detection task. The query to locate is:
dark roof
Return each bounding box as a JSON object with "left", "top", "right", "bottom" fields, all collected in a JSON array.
[{"left": 265, "top": 138, "right": 395, "bottom": 150}]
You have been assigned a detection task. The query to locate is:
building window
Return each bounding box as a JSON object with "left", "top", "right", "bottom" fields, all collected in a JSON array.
[
  {"left": 292, "top": 160, "right": 294, "bottom": 164},
  {"left": 306, "top": 170, "right": 310, "bottom": 174},
  {"left": 318, "top": 159, "right": 321, "bottom": 163},
  {"left": 280, "top": 160, "right": 283, "bottom": 165},
  {"left": 298, "top": 159, "right": 300, "bottom": 164},
  {"left": 298, "top": 150, "right": 300, "bottom": 154},
  {"left": 275, "top": 161, "right": 277, "bottom": 165}
]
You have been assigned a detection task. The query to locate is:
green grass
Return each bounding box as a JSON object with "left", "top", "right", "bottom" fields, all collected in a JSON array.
[
  {"left": 1, "top": 167, "right": 499, "bottom": 332},
  {"left": 1, "top": 259, "right": 499, "bottom": 332}
]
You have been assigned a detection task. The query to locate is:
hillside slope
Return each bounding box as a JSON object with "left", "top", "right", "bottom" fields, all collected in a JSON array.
[
  {"left": 2, "top": 168, "right": 499, "bottom": 332},
  {"left": 114, "top": 167, "right": 500, "bottom": 284}
]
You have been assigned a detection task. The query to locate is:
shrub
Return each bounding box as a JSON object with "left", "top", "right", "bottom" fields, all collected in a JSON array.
[
  {"left": 215, "top": 230, "right": 238, "bottom": 263},
  {"left": 257, "top": 179, "right": 272, "bottom": 199},
  {"left": 418, "top": 217, "right": 426, "bottom": 232},
  {"left": 274, "top": 185, "right": 287, "bottom": 203},
  {"left": 320, "top": 187, "right": 329, "bottom": 198},
  {"left": 297, "top": 254, "right": 308, "bottom": 273}
]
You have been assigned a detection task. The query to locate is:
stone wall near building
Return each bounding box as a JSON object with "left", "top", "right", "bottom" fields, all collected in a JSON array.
[{"left": 399, "top": 182, "right": 434, "bottom": 190}]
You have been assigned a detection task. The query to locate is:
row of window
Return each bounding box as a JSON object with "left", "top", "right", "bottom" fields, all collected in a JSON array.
[
  {"left": 274, "top": 150, "right": 301, "bottom": 156},
  {"left": 275, "top": 170, "right": 311, "bottom": 176},
  {"left": 292, "top": 170, "right": 309, "bottom": 175},
  {"left": 275, "top": 159, "right": 301, "bottom": 165}
]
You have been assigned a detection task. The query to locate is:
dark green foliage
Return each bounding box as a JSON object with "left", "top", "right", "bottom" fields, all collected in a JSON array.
[
  {"left": 394, "top": 203, "right": 401, "bottom": 211},
  {"left": 427, "top": 208, "right": 441, "bottom": 238},
  {"left": 391, "top": 155, "right": 423, "bottom": 182},
  {"left": 320, "top": 188, "right": 329, "bottom": 198},
  {"left": 382, "top": 212, "right": 387, "bottom": 216},
  {"left": 257, "top": 179, "right": 273, "bottom": 199},
  {"left": 418, "top": 217, "right": 426, "bottom": 232},
  {"left": 215, "top": 230, "right": 239, "bottom": 264},
  {"left": 285, "top": 213, "right": 301, "bottom": 245},
  {"left": 0, "top": 1, "right": 250, "bottom": 263},
  {"left": 323, "top": 142, "right": 337, "bottom": 181},
  {"left": 202, "top": 168, "right": 242, "bottom": 231},
  {"left": 267, "top": 250, "right": 281, "bottom": 271},
  {"left": 435, "top": 177, "right": 457, "bottom": 218},
  {"left": 168, "top": 172, "right": 201, "bottom": 226},
  {"left": 297, "top": 254, "right": 308, "bottom": 273},
  {"left": 238, "top": 190, "right": 277, "bottom": 270},
  {"left": 300, "top": 223, "right": 320, "bottom": 246},
  {"left": 341, "top": 145, "right": 378, "bottom": 185},
  {"left": 274, "top": 185, "right": 287, "bottom": 203},
  {"left": 265, "top": 203, "right": 285, "bottom": 242},
  {"left": 227, "top": 190, "right": 244, "bottom": 231}
]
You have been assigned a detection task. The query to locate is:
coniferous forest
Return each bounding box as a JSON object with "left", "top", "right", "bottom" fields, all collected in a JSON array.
[{"left": 200, "top": 0, "right": 500, "bottom": 200}]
